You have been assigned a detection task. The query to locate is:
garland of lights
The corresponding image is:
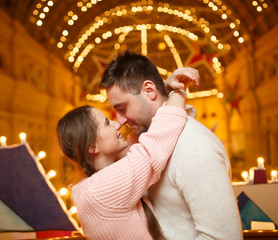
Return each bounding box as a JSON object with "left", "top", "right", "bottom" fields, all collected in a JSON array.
[
  {"left": 31, "top": 0, "right": 269, "bottom": 66},
  {"left": 65, "top": 4, "right": 231, "bottom": 67},
  {"left": 85, "top": 88, "right": 224, "bottom": 103},
  {"left": 61, "top": 1, "right": 238, "bottom": 56},
  {"left": 29, "top": 0, "right": 268, "bottom": 102}
]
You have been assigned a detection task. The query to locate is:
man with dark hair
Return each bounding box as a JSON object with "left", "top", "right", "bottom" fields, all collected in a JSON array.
[{"left": 100, "top": 51, "right": 242, "bottom": 240}]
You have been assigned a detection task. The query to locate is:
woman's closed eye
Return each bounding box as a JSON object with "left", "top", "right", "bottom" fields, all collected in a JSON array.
[{"left": 105, "top": 118, "right": 110, "bottom": 126}]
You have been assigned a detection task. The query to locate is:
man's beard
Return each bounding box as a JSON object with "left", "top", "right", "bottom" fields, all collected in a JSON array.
[
  {"left": 131, "top": 95, "right": 154, "bottom": 135},
  {"left": 135, "top": 124, "right": 149, "bottom": 135}
]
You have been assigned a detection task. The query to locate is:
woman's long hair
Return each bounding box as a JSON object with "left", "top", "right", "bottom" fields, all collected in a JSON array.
[
  {"left": 57, "top": 105, "right": 97, "bottom": 177},
  {"left": 141, "top": 198, "right": 165, "bottom": 240},
  {"left": 57, "top": 105, "right": 164, "bottom": 239}
]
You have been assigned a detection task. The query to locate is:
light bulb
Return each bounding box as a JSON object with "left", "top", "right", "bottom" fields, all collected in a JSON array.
[
  {"left": 69, "top": 206, "right": 77, "bottom": 215},
  {"left": 19, "top": 132, "right": 27, "bottom": 143},
  {"left": 241, "top": 171, "right": 250, "bottom": 183},
  {"left": 46, "top": 170, "right": 56, "bottom": 179},
  {"left": 59, "top": 187, "right": 68, "bottom": 196},
  {"left": 271, "top": 170, "right": 277, "bottom": 182},
  {"left": 257, "top": 157, "right": 264, "bottom": 169},
  {"left": 38, "top": 151, "right": 46, "bottom": 159},
  {"left": 0, "top": 136, "right": 7, "bottom": 147}
]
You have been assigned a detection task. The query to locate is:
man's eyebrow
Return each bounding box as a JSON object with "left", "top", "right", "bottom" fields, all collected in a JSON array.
[{"left": 113, "top": 102, "right": 124, "bottom": 109}]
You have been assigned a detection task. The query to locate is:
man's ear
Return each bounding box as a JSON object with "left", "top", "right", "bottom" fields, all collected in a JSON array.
[
  {"left": 89, "top": 144, "right": 99, "bottom": 154},
  {"left": 142, "top": 80, "right": 157, "bottom": 100}
]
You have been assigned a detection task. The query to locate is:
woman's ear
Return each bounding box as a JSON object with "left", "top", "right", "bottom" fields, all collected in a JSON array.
[
  {"left": 142, "top": 80, "right": 157, "bottom": 100},
  {"left": 89, "top": 144, "right": 99, "bottom": 154}
]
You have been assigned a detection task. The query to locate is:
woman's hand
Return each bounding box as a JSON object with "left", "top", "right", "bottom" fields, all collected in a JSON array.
[{"left": 165, "top": 67, "right": 200, "bottom": 94}]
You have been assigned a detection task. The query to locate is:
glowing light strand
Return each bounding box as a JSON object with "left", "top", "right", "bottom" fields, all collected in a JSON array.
[{"left": 66, "top": 1, "right": 235, "bottom": 64}]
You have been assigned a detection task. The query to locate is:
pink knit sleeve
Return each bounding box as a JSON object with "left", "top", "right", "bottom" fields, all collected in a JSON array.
[{"left": 85, "top": 106, "right": 186, "bottom": 212}]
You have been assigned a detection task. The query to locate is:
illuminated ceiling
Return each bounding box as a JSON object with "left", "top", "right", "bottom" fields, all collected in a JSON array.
[{"left": 1, "top": 0, "right": 278, "bottom": 96}]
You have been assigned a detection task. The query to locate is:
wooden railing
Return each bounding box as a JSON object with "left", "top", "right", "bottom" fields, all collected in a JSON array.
[{"left": 243, "top": 230, "right": 278, "bottom": 239}]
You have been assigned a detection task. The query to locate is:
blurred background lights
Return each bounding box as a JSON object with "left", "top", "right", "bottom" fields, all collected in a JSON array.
[
  {"left": 19, "top": 132, "right": 27, "bottom": 142},
  {"left": 0, "top": 136, "right": 7, "bottom": 147},
  {"left": 47, "top": 170, "right": 57, "bottom": 179},
  {"left": 38, "top": 151, "right": 46, "bottom": 159},
  {"left": 69, "top": 206, "right": 77, "bottom": 215},
  {"left": 59, "top": 187, "right": 68, "bottom": 196}
]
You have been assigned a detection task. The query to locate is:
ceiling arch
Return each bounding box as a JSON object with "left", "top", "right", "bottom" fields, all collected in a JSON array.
[{"left": 1, "top": 0, "right": 277, "bottom": 96}]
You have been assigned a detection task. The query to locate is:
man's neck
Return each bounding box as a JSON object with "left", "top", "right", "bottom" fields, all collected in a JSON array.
[{"left": 157, "top": 95, "right": 168, "bottom": 108}]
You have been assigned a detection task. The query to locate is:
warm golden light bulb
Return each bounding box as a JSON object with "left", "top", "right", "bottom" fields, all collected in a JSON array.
[
  {"left": 252, "top": 1, "right": 258, "bottom": 6},
  {"left": 43, "top": 7, "right": 49, "bottom": 12},
  {"left": 47, "top": 170, "right": 56, "bottom": 179},
  {"left": 48, "top": 1, "right": 54, "bottom": 6},
  {"left": 257, "top": 157, "right": 264, "bottom": 164},
  {"left": 38, "top": 151, "right": 46, "bottom": 159},
  {"left": 241, "top": 171, "right": 247, "bottom": 178},
  {"left": 62, "top": 30, "right": 68, "bottom": 36},
  {"left": 69, "top": 206, "right": 77, "bottom": 214},
  {"left": 217, "top": 43, "right": 223, "bottom": 49},
  {"left": 59, "top": 187, "right": 68, "bottom": 196},
  {"left": 217, "top": 92, "right": 224, "bottom": 98},
  {"left": 241, "top": 171, "right": 250, "bottom": 183},
  {"left": 230, "top": 23, "right": 235, "bottom": 29},
  {"left": 36, "top": 20, "right": 43, "bottom": 26},
  {"left": 271, "top": 170, "right": 277, "bottom": 182},
  {"left": 238, "top": 37, "right": 244, "bottom": 43},
  {"left": 77, "top": 56, "right": 83, "bottom": 62},
  {"left": 271, "top": 170, "right": 277, "bottom": 177},
  {"left": 233, "top": 31, "right": 239, "bottom": 37},
  {"left": 68, "top": 56, "right": 75, "bottom": 62},
  {"left": 19, "top": 132, "right": 27, "bottom": 142},
  {"left": 221, "top": 13, "right": 227, "bottom": 19},
  {"left": 0, "top": 136, "right": 7, "bottom": 147},
  {"left": 158, "top": 42, "right": 166, "bottom": 51},
  {"left": 257, "top": 157, "right": 264, "bottom": 169},
  {"left": 57, "top": 42, "right": 63, "bottom": 48}
]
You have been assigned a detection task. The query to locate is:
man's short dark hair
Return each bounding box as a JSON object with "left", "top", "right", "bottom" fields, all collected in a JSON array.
[{"left": 100, "top": 50, "right": 167, "bottom": 97}]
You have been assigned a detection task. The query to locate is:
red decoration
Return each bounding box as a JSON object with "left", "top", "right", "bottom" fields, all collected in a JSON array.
[
  {"left": 225, "top": 78, "right": 243, "bottom": 114},
  {"left": 188, "top": 42, "right": 217, "bottom": 65},
  {"left": 253, "top": 169, "right": 268, "bottom": 184},
  {"left": 37, "top": 230, "right": 73, "bottom": 239}
]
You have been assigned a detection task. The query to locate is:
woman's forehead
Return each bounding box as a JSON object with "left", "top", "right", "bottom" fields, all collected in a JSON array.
[{"left": 91, "top": 108, "right": 106, "bottom": 122}]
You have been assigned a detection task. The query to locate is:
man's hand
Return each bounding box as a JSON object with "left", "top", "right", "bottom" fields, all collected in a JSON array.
[{"left": 165, "top": 67, "right": 200, "bottom": 94}]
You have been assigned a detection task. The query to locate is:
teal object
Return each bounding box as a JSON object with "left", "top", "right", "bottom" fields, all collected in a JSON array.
[{"left": 237, "top": 191, "right": 277, "bottom": 230}]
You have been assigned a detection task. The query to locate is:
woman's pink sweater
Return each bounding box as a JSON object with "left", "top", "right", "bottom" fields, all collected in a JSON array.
[{"left": 71, "top": 106, "right": 187, "bottom": 240}]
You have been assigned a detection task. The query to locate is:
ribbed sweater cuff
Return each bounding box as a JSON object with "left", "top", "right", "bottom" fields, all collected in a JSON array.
[{"left": 157, "top": 105, "right": 187, "bottom": 118}]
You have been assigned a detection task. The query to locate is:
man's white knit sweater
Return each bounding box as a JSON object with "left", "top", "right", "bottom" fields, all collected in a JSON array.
[{"left": 148, "top": 115, "right": 243, "bottom": 240}]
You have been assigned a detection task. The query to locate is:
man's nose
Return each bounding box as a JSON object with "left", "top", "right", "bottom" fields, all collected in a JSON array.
[{"left": 116, "top": 113, "right": 128, "bottom": 126}]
